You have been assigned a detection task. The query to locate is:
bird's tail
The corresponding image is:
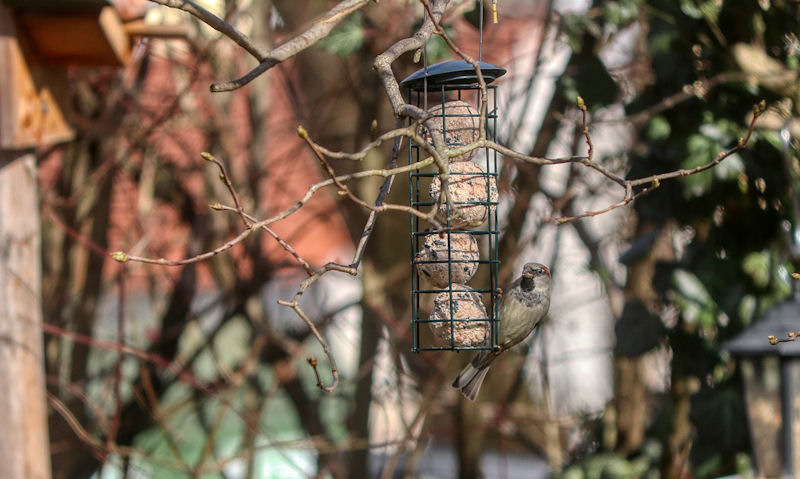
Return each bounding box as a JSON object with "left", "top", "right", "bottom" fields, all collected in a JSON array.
[{"left": 451, "top": 352, "right": 493, "bottom": 401}]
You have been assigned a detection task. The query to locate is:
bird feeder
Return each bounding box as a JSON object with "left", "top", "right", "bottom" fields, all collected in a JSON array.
[
  {"left": 722, "top": 292, "right": 800, "bottom": 478},
  {"left": 403, "top": 59, "right": 506, "bottom": 352}
]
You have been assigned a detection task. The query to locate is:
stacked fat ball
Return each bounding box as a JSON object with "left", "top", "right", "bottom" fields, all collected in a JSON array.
[
  {"left": 415, "top": 99, "right": 497, "bottom": 347},
  {"left": 421, "top": 100, "right": 480, "bottom": 163},
  {"left": 427, "top": 284, "right": 489, "bottom": 347},
  {"left": 429, "top": 161, "right": 498, "bottom": 228}
]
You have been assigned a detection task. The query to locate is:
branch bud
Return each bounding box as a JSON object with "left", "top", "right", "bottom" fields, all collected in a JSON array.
[
  {"left": 200, "top": 152, "right": 214, "bottom": 162},
  {"left": 297, "top": 125, "right": 308, "bottom": 139},
  {"left": 577, "top": 96, "right": 586, "bottom": 111},
  {"left": 111, "top": 251, "right": 129, "bottom": 263},
  {"left": 370, "top": 119, "right": 378, "bottom": 139},
  {"left": 209, "top": 202, "right": 224, "bottom": 210},
  {"left": 769, "top": 335, "right": 779, "bottom": 345}
]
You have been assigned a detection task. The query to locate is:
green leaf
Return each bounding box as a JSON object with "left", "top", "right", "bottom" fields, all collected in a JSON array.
[
  {"left": 602, "top": 0, "right": 642, "bottom": 27},
  {"left": 742, "top": 250, "right": 771, "bottom": 287},
  {"left": 679, "top": 0, "right": 702, "bottom": 19},
  {"left": 698, "top": 0, "right": 721, "bottom": 25},
  {"left": 559, "top": 452, "right": 657, "bottom": 479},
  {"left": 672, "top": 269, "right": 726, "bottom": 338},
  {"left": 738, "top": 294, "right": 757, "bottom": 325},
  {"left": 648, "top": 31, "right": 677, "bottom": 55},
  {"left": 319, "top": 13, "right": 364, "bottom": 57},
  {"left": 680, "top": 127, "right": 741, "bottom": 196},
  {"left": 424, "top": 34, "right": 452, "bottom": 64},
  {"left": 647, "top": 115, "right": 671, "bottom": 141}
]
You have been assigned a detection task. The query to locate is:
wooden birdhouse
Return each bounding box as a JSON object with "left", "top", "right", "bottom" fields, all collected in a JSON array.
[
  {"left": 1, "top": 0, "right": 187, "bottom": 148},
  {"left": 0, "top": 0, "right": 139, "bottom": 148}
]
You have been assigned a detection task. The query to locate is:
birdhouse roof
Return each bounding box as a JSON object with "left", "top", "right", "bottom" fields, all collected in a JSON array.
[
  {"left": 1, "top": 0, "right": 110, "bottom": 12},
  {"left": 722, "top": 297, "right": 800, "bottom": 357}
]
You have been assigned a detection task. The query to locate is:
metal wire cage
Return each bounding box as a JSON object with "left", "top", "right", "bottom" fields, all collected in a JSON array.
[{"left": 402, "top": 60, "right": 506, "bottom": 352}]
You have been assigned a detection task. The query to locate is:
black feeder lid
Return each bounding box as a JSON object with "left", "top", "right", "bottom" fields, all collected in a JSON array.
[
  {"left": 400, "top": 60, "right": 506, "bottom": 91},
  {"left": 722, "top": 295, "right": 800, "bottom": 357}
]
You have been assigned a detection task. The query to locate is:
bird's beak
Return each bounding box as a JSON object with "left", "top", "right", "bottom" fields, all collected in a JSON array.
[{"left": 525, "top": 265, "right": 549, "bottom": 278}]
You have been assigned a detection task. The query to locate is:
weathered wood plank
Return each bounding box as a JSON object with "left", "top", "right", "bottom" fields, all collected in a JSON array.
[
  {"left": 0, "top": 6, "right": 74, "bottom": 149},
  {"left": 0, "top": 151, "right": 51, "bottom": 479}
]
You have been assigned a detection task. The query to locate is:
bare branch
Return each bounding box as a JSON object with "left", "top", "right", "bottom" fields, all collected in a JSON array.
[
  {"left": 373, "top": 0, "right": 448, "bottom": 121},
  {"left": 149, "top": 0, "right": 372, "bottom": 91},
  {"left": 148, "top": 0, "right": 268, "bottom": 59},
  {"left": 214, "top": 205, "right": 315, "bottom": 275},
  {"left": 111, "top": 154, "right": 438, "bottom": 267},
  {"left": 554, "top": 100, "right": 766, "bottom": 222}
]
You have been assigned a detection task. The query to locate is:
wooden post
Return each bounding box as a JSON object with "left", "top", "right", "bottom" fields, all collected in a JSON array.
[
  {"left": 0, "top": 150, "right": 51, "bottom": 479},
  {"left": 0, "top": 6, "right": 73, "bottom": 478}
]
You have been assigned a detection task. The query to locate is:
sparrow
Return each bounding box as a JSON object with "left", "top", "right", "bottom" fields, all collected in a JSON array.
[{"left": 451, "top": 262, "right": 552, "bottom": 401}]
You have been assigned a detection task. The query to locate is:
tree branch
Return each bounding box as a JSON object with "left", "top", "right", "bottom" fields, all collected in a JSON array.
[{"left": 149, "top": 0, "right": 373, "bottom": 91}]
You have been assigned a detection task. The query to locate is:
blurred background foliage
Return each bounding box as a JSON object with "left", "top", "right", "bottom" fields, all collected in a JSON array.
[{"left": 563, "top": 0, "right": 799, "bottom": 478}]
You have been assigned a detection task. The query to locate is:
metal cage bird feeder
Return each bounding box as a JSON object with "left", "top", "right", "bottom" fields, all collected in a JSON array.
[{"left": 402, "top": 59, "right": 506, "bottom": 352}]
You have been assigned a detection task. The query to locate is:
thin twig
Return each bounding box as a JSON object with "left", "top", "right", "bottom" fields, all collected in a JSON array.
[
  {"left": 553, "top": 100, "right": 766, "bottom": 222},
  {"left": 352, "top": 118, "right": 406, "bottom": 266},
  {"left": 769, "top": 330, "right": 800, "bottom": 345},
  {"left": 112, "top": 155, "right": 439, "bottom": 266},
  {"left": 149, "top": 0, "right": 268, "bottom": 58},
  {"left": 277, "top": 299, "right": 339, "bottom": 392},
  {"left": 201, "top": 152, "right": 250, "bottom": 227},
  {"left": 213, "top": 204, "right": 315, "bottom": 275},
  {"left": 301, "top": 129, "right": 444, "bottom": 229},
  {"left": 627, "top": 106, "right": 761, "bottom": 187},
  {"left": 378, "top": 359, "right": 449, "bottom": 479}
]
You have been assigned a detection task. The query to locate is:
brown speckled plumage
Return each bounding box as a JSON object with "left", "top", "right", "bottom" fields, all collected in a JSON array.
[{"left": 451, "top": 263, "right": 551, "bottom": 401}]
